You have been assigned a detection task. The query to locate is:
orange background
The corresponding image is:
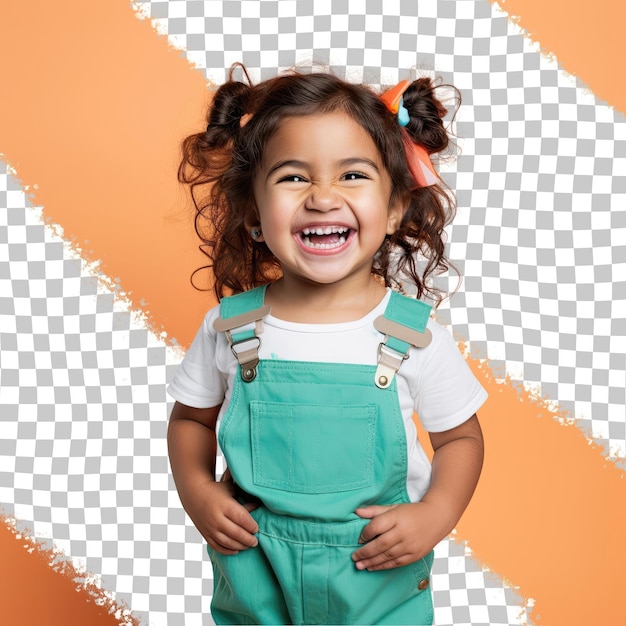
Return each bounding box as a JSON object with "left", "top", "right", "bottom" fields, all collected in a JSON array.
[{"left": 0, "top": 0, "right": 624, "bottom": 623}]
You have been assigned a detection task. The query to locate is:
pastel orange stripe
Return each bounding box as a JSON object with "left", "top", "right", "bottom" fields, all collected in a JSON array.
[
  {"left": 448, "top": 361, "right": 624, "bottom": 624},
  {"left": 491, "top": 0, "right": 626, "bottom": 114},
  {"left": 0, "top": 0, "right": 213, "bottom": 349},
  {"left": 0, "top": 519, "right": 137, "bottom": 625}
]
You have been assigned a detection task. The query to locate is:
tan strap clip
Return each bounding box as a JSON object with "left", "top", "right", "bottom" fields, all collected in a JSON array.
[
  {"left": 373, "top": 316, "right": 432, "bottom": 349},
  {"left": 213, "top": 305, "right": 271, "bottom": 337}
]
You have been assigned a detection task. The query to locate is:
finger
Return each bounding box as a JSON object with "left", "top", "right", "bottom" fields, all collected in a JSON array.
[
  {"left": 354, "top": 504, "right": 395, "bottom": 520},
  {"left": 209, "top": 505, "right": 259, "bottom": 548},
  {"left": 227, "top": 504, "right": 260, "bottom": 535},
  {"left": 221, "top": 520, "right": 259, "bottom": 548},
  {"left": 354, "top": 548, "right": 402, "bottom": 571},
  {"left": 356, "top": 552, "right": 411, "bottom": 571},
  {"left": 353, "top": 530, "right": 399, "bottom": 562},
  {"left": 210, "top": 520, "right": 258, "bottom": 551},
  {"left": 354, "top": 540, "right": 431, "bottom": 571},
  {"left": 357, "top": 513, "right": 396, "bottom": 544},
  {"left": 208, "top": 539, "right": 240, "bottom": 556},
  {"left": 214, "top": 533, "right": 256, "bottom": 552}
]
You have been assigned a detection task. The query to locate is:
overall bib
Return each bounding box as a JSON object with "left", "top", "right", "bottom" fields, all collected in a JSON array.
[{"left": 209, "top": 287, "right": 435, "bottom": 625}]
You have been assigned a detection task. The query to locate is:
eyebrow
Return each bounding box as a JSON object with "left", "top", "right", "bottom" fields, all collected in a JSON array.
[{"left": 267, "top": 157, "right": 382, "bottom": 177}]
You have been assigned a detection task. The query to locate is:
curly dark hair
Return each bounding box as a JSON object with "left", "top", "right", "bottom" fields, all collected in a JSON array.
[{"left": 179, "top": 63, "right": 460, "bottom": 303}]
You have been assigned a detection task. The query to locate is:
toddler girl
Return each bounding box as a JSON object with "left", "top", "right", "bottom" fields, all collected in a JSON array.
[{"left": 168, "top": 64, "right": 487, "bottom": 625}]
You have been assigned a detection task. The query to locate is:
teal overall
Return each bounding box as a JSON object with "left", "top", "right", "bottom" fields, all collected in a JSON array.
[{"left": 210, "top": 286, "right": 435, "bottom": 625}]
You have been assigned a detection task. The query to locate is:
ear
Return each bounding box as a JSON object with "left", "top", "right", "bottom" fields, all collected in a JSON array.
[
  {"left": 244, "top": 212, "right": 265, "bottom": 242},
  {"left": 386, "top": 196, "right": 406, "bottom": 235}
]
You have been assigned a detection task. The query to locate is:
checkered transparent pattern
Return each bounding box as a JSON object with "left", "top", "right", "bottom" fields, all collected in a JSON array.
[{"left": 2, "top": 0, "right": 625, "bottom": 623}]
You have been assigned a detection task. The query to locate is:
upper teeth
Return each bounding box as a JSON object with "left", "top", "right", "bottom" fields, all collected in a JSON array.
[{"left": 302, "top": 226, "right": 349, "bottom": 235}]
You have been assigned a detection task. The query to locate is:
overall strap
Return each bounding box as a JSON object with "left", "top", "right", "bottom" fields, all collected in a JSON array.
[
  {"left": 213, "top": 286, "right": 270, "bottom": 382},
  {"left": 373, "top": 291, "right": 432, "bottom": 389}
]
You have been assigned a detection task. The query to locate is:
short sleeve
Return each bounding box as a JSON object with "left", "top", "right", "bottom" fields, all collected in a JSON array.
[
  {"left": 167, "top": 309, "right": 227, "bottom": 409},
  {"left": 412, "top": 322, "right": 488, "bottom": 432}
]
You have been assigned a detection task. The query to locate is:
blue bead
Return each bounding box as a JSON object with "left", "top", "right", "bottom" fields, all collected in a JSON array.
[{"left": 398, "top": 97, "right": 410, "bottom": 127}]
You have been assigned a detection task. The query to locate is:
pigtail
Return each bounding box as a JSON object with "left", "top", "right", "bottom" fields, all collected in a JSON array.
[
  {"left": 381, "top": 77, "right": 461, "bottom": 304},
  {"left": 178, "top": 65, "right": 260, "bottom": 296},
  {"left": 205, "top": 81, "right": 252, "bottom": 146},
  {"left": 179, "top": 65, "right": 253, "bottom": 187},
  {"left": 402, "top": 77, "right": 455, "bottom": 154}
]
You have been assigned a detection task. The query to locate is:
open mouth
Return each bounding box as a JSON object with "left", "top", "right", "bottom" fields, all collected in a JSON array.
[{"left": 299, "top": 226, "right": 352, "bottom": 250}]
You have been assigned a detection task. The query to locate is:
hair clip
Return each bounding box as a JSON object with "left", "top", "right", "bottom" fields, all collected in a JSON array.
[
  {"left": 397, "top": 98, "right": 410, "bottom": 127},
  {"left": 380, "top": 80, "right": 410, "bottom": 116},
  {"left": 381, "top": 80, "right": 410, "bottom": 125},
  {"left": 381, "top": 80, "right": 439, "bottom": 188}
]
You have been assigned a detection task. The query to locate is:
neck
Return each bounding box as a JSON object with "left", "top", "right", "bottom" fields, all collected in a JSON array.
[{"left": 265, "top": 275, "right": 387, "bottom": 323}]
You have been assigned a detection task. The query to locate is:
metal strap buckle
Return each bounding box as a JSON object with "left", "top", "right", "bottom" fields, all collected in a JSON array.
[
  {"left": 375, "top": 343, "right": 409, "bottom": 389},
  {"left": 373, "top": 315, "right": 432, "bottom": 388},
  {"left": 231, "top": 336, "right": 262, "bottom": 382},
  {"left": 214, "top": 305, "right": 270, "bottom": 384}
]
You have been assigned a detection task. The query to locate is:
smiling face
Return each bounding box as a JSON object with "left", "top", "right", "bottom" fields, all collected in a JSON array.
[{"left": 251, "top": 111, "right": 404, "bottom": 295}]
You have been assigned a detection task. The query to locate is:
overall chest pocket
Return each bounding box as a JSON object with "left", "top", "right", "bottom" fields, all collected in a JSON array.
[{"left": 250, "top": 401, "right": 378, "bottom": 494}]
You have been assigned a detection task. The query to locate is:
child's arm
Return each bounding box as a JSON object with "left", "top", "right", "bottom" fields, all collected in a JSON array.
[
  {"left": 352, "top": 413, "right": 484, "bottom": 571},
  {"left": 168, "top": 401, "right": 259, "bottom": 555}
]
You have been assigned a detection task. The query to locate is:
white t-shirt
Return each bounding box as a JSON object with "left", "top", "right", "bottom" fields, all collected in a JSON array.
[{"left": 168, "top": 289, "right": 488, "bottom": 502}]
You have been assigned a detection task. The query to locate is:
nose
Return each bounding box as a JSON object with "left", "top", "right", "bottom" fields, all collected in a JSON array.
[{"left": 304, "top": 182, "right": 342, "bottom": 212}]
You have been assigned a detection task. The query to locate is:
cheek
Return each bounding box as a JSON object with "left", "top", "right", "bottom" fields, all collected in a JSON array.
[{"left": 258, "top": 193, "right": 295, "bottom": 223}]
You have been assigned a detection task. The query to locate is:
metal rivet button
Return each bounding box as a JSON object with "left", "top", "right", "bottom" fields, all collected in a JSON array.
[
  {"left": 378, "top": 375, "right": 388, "bottom": 386},
  {"left": 417, "top": 578, "right": 429, "bottom": 591}
]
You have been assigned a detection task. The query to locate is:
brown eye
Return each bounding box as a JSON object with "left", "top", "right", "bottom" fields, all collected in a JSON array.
[
  {"left": 279, "top": 175, "right": 307, "bottom": 183},
  {"left": 342, "top": 171, "right": 368, "bottom": 181}
]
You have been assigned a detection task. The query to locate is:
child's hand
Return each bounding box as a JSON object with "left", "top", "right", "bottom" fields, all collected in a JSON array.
[
  {"left": 168, "top": 402, "right": 261, "bottom": 556},
  {"left": 352, "top": 502, "right": 444, "bottom": 571},
  {"left": 352, "top": 415, "right": 484, "bottom": 572},
  {"left": 186, "top": 477, "right": 260, "bottom": 556}
]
